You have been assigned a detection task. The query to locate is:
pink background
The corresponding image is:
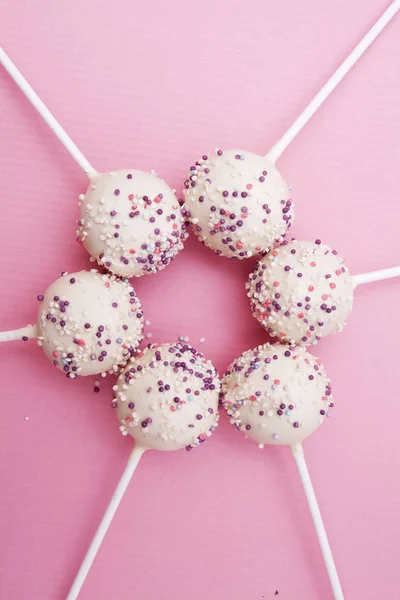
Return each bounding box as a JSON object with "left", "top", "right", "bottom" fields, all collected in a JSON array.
[{"left": 1, "top": 1, "right": 399, "bottom": 599}]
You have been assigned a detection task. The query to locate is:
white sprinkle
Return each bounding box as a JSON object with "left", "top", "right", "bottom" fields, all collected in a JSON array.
[
  {"left": 24, "top": 416, "right": 29, "bottom": 421},
  {"left": 146, "top": 333, "right": 153, "bottom": 339},
  {"left": 199, "top": 337, "right": 206, "bottom": 343},
  {"left": 145, "top": 320, "right": 151, "bottom": 326}
]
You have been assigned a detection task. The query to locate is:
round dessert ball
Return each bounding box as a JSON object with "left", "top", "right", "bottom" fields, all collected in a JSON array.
[
  {"left": 183, "top": 149, "right": 294, "bottom": 259},
  {"left": 36, "top": 270, "right": 144, "bottom": 377},
  {"left": 246, "top": 240, "right": 354, "bottom": 345},
  {"left": 114, "top": 343, "right": 220, "bottom": 451},
  {"left": 77, "top": 169, "right": 188, "bottom": 278},
  {"left": 221, "top": 343, "right": 334, "bottom": 446}
]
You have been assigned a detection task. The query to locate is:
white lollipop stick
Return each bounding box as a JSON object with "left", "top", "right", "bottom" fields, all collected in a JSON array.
[
  {"left": 266, "top": 0, "right": 400, "bottom": 163},
  {"left": 292, "top": 444, "right": 344, "bottom": 600},
  {"left": 0, "top": 47, "right": 96, "bottom": 176},
  {"left": 0, "top": 324, "right": 37, "bottom": 342},
  {"left": 66, "top": 445, "right": 145, "bottom": 600},
  {"left": 353, "top": 266, "right": 400, "bottom": 287}
]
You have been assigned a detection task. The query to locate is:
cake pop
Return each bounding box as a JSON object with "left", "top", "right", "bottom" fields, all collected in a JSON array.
[
  {"left": 0, "top": 270, "right": 144, "bottom": 377},
  {"left": 76, "top": 170, "right": 188, "bottom": 277},
  {"left": 183, "top": 3, "right": 400, "bottom": 260},
  {"left": 246, "top": 239, "right": 400, "bottom": 345},
  {"left": 114, "top": 342, "right": 220, "bottom": 450},
  {"left": 184, "top": 149, "right": 293, "bottom": 259},
  {"left": 66, "top": 342, "right": 220, "bottom": 600},
  {"left": 221, "top": 342, "right": 343, "bottom": 599},
  {"left": 0, "top": 49, "right": 188, "bottom": 278},
  {"left": 222, "top": 342, "right": 332, "bottom": 446}
]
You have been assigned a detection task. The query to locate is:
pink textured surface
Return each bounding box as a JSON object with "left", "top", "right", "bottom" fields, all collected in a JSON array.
[{"left": 0, "top": 1, "right": 399, "bottom": 599}]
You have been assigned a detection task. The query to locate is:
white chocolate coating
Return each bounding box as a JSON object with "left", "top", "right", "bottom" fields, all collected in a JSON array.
[
  {"left": 246, "top": 240, "right": 354, "bottom": 345},
  {"left": 36, "top": 270, "right": 143, "bottom": 377},
  {"left": 114, "top": 343, "right": 220, "bottom": 451},
  {"left": 221, "top": 343, "right": 333, "bottom": 446},
  {"left": 77, "top": 170, "right": 188, "bottom": 278},
  {"left": 183, "top": 149, "right": 294, "bottom": 258}
]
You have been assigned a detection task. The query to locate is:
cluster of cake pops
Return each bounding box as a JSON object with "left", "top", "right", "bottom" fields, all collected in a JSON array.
[{"left": 1, "top": 4, "right": 400, "bottom": 600}]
